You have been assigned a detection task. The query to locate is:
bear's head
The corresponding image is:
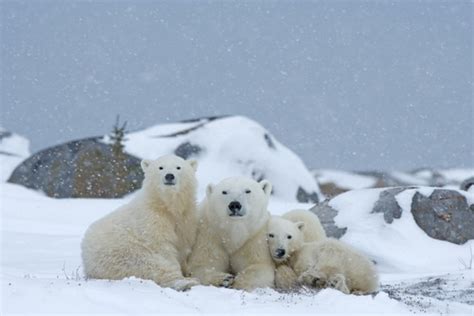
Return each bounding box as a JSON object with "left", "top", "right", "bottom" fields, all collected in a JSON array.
[
  {"left": 267, "top": 216, "right": 305, "bottom": 264},
  {"left": 141, "top": 154, "right": 198, "bottom": 197},
  {"left": 206, "top": 177, "right": 272, "bottom": 221}
]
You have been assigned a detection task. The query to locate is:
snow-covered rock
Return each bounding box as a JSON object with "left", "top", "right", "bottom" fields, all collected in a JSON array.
[
  {"left": 8, "top": 137, "right": 143, "bottom": 198},
  {"left": 123, "top": 115, "right": 322, "bottom": 203},
  {"left": 0, "top": 127, "right": 30, "bottom": 181},
  {"left": 311, "top": 187, "right": 474, "bottom": 273},
  {"left": 313, "top": 168, "right": 474, "bottom": 198},
  {"left": 9, "top": 116, "right": 322, "bottom": 202}
]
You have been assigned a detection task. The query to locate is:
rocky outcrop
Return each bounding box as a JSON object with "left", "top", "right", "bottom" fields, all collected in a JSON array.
[
  {"left": 7, "top": 116, "right": 323, "bottom": 202},
  {"left": 314, "top": 168, "right": 474, "bottom": 198},
  {"left": 460, "top": 177, "right": 474, "bottom": 192},
  {"left": 372, "top": 187, "right": 416, "bottom": 224},
  {"left": 411, "top": 189, "right": 474, "bottom": 245},
  {"left": 310, "top": 187, "right": 474, "bottom": 245},
  {"left": 8, "top": 137, "right": 143, "bottom": 198},
  {"left": 309, "top": 201, "right": 347, "bottom": 239}
]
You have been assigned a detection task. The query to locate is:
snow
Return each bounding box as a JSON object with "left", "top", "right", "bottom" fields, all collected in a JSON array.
[
  {"left": 2, "top": 181, "right": 473, "bottom": 315},
  {"left": 439, "top": 169, "right": 474, "bottom": 183},
  {"left": 0, "top": 128, "right": 30, "bottom": 181},
  {"left": 329, "top": 188, "right": 474, "bottom": 274},
  {"left": 313, "top": 169, "right": 377, "bottom": 190},
  {"left": 1, "top": 125, "right": 473, "bottom": 314},
  {"left": 313, "top": 168, "right": 474, "bottom": 191},
  {"left": 119, "top": 116, "right": 323, "bottom": 202}
]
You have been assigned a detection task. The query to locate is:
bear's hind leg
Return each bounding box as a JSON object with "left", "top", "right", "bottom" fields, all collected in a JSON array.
[
  {"left": 233, "top": 264, "right": 275, "bottom": 291},
  {"left": 138, "top": 254, "right": 200, "bottom": 291}
]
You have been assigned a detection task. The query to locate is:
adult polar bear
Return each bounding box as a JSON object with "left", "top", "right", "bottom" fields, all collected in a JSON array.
[
  {"left": 81, "top": 155, "right": 199, "bottom": 291},
  {"left": 189, "top": 177, "right": 275, "bottom": 290}
]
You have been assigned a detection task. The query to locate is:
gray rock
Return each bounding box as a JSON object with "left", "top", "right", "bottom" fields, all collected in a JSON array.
[
  {"left": 410, "top": 167, "right": 447, "bottom": 187},
  {"left": 174, "top": 142, "right": 202, "bottom": 159},
  {"left": 296, "top": 187, "right": 320, "bottom": 204},
  {"left": 460, "top": 177, "right": 474, "bottom": 192},
  {"left": 0, "top": 130, "right": 12, "bottom": 140},
  {"left": 309, "top": 201, "right": 347, "bottom": 239},
  {"left": 372, "top": 187, "right": 416, "bottom": 223},
  {"left": 264, "top": 133, "right": 276, "bottom": 150},
  {"left": 411, "top": 189, "right": 474, "bottom": 245},
  {"left": 356, "top": 171, "right": 408, "bottom": 187},
  {"left": 8, "top": 137, "right": 143, "bottom": 198}
]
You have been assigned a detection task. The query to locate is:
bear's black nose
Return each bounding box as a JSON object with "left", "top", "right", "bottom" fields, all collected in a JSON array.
[
  {"left": 165, "top": 173, "right": 175, "bottom": 181},
  {"left": 275, "top": 248, "right": 286, "bottom": 258},
  {"left": 228, "top": 201, "right": 242, "bottom": 212}
]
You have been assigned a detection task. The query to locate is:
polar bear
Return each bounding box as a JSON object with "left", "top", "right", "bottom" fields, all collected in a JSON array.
[
  {"left": 188, "top": 177, "right": 275, "bottom": 291},
  {"left": 282, "top": 209, "right": 326, "bottom": 243},
  {"left": 267, "top": 217, "right": 378, "bottom": 294},
  {"left": 81, "top": 154, "right": 199, "bottom": 291},
  {"left": 268, "top": 211, "right": 326, "bottom": 289}
]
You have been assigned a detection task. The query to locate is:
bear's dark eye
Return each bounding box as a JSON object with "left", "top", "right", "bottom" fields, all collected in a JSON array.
[
  {"left": 287, "top": 235, "right": 292, "bottom": 239},
  {"left": 176, "top": 166, "right": 181, "bottom": 170},
  {"left": 222, "top": 191, "right": 227, "bottom": 195},
  {"left": 268, "top": 234, "right": 274, "bottom": 238},
  {"left": 245, "top": 189, "right": 251, "bottom": 194},
  {"left": 159, "top": 166, "right": 163, "bottom": 170}
]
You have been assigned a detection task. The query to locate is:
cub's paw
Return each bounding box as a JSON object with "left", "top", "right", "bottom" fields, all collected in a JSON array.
[
  {"left": 171, "top": 277, "right": 200, "bottom": 291},
  {"left": 219, "top": 273, "right": 235, "bottom": 288},
  {"left": 298, "top": 270, "right": 327, "bottom": 288},
  {"left": 328, "top": 274, "right": 350, "bottom": 294}
]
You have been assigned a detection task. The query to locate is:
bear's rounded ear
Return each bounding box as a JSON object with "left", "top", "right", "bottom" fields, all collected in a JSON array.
[
  {"left": 206, "top": 184, "right": 213, "bottom": 198},
  {"left": 188, "top": 159, "right": 198, "bottom": 172},
  {"left": 296, "top": 221, "right": 305, "bottom": 231},
  {"left": 141, "top": 159, "right": 152, "bottom": 171},
  {"left": 259, "top": 180, "right": 272, "bottom": 197}
]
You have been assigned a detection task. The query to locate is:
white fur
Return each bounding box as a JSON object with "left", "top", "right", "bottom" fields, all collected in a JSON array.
[
  {"left": 294, "top": 239, "right": 379, "bottom": 294},
  {"left": 81, "top": 155, "right": 199, "bottom": 291},
  {"left": 267, "top": 217, "right": 378, "bottom": 294},
  {"left": 188, "top": 177, "right": 275, "bottom": 291},
  {"left": 282, "top": 209, "right": 326, "bottom": 243},
  {"left": 268, "top": 210, "right": 326, "bottom": 289}
]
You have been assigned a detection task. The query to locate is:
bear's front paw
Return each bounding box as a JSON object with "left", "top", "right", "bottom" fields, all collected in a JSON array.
[
  {"left": 220, "top": 273, "right": 235, "bottom": 288},
  {"left": 298, "top": 270, "right": 327, "bottom": 288},
  {"left": 327, "top": 274, "right": 350, "bottom": 294},
  {"left": 171, "top": 277, "right": 200, "bottom": 291}
]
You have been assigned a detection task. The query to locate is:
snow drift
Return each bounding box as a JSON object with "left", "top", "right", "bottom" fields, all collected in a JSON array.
[{"left": 0, "top": 127, "right": 30, "bottom": 181}]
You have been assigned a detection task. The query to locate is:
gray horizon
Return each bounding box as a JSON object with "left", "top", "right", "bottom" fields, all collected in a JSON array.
[{"left": 1, "top": 1, "right": 473, "bottom": 171}]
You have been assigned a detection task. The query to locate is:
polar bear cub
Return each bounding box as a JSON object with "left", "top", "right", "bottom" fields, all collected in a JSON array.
[
  {"left": 268, "top": 210, "right": 326, "bottom": 289},
  {"left": 188, "top": 177, "right": 275, "bottom": 291},
  {"left": 282, "top": 209, "right": 326, "bottom": 243},
  {"left": 81, "top": 155, "right": 199, "bottom": 291},
  {"left": 267, "top": 216, "right": 378, "bottom": 294}
]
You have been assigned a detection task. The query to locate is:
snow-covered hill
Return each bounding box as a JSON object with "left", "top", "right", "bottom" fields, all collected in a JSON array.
[
  {"left": 2, "top": 118, "right": 473, "bottom": 314},
  {"left": 0, "top": 128, "right": 30, "bottom": 181},
  {"left": 119, "top": 116, "right": 323, "bottom": 203},
  {"left": 313, "top": 168, "right": 474, "bottom": 198},
  {"left": 324, "top": 187, "right": 474, "bottom": 273}
]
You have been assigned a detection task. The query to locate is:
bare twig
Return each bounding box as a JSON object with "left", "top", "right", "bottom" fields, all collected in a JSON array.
[{"left": 458, "top": 245, "right": 473, "bottom": 270}]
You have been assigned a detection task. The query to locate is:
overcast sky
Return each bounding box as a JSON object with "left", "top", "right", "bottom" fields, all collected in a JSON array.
[{"left": 1, "top": 1, "right": 472, "bottom": 170}]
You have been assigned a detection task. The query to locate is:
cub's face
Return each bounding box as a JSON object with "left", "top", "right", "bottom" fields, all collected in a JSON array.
[
  {"left": 267, "top": 217, "right": 305, "bottom": 263},
  {"left": 206, "top": 177, "right": 272, "bottom": 221},
  {"left": 141, "top": 154, "right": 197, "bottom": 193}
]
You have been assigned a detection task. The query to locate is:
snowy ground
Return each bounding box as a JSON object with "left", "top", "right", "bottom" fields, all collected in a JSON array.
[{"left": 2, "top": 182, "right": 473, "bottom": 315}]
